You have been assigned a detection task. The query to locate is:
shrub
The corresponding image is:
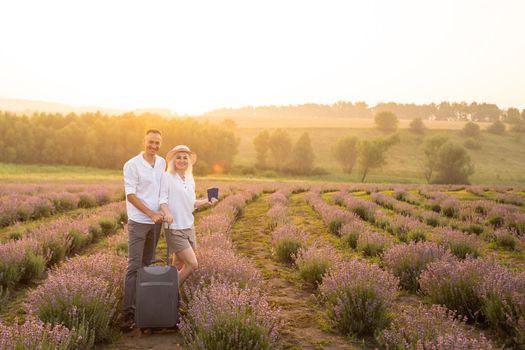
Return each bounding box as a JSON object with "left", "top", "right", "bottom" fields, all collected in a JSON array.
[
  {"left": 461, "top": 122, "right": 481, "bottom": 138},
  {"left": 419, "top": 258, "right": 500, "bottom": 322},
  {"left": 42, "top": 239, "right": 67, "bottom": 267},
  {"left": 319, "top": 259, "right": 398, "bottom": 336},
  {"left": 374, "top": 111, "right": 399, "bottom": 132},
  {"left": 25, "top": 253, "right": 126, "bottom": 345},
  {"left": 432, "top": 142, "right": 474, "bottom": 184},
  {"left": 52, "top": 195, "right": 77, "bottom": 212},
  {"left": 294, "top": 245, "right": 341, "bottom": 285},
  {"left": 98, "top": 217, "right": 117, "bottom": 236},
  {"left": 433, "top": 228, "right": 482, "bottom": 259},
  {"left": 271, "top": 225, "right": 307, "bottom": 264},
  {"left": 479, "top": 268, "right": 525, "bottom": 347},
  {"left": 19, "top": 251, "right": 46, "bottom": 283},
  {"left": 275, "top": 239, "right": 304, "bottom": 264},
  {"left": 356, "top": 231, "right": 393, "bottom": 257},
  {"left": 409, "top": 117, "right": 426, "bottom": 134},
  {"left": 440, "top": 198, "right": 459, "bottom": 218},
  {"left": 376, "top": 304, "right": 493, "bottom": 350},
  {"left": 381, "top": 242, "right": 453, "bottom": 292},
  {"left": 339, "top": 221, "right": 366, "bottom": 249},
  {"left": 420, "top": 211, "right": 441, "bottom": 227},
  {"left": 0, "top": 317, "right": 77, "bottom": 350},
  {"left": 8, "top": 231, "right": 23, "bottom": 241},
  {"left": 179, "top": 281, "right": 281, "bottom": 350},
  {"left": 345, "top": 197, "right": 377, "bottom": 222},
  {"left": 492, "top": 228, "right": 519, "bottom": 250},
  {"left": 267, "top": 204, "right": 288, "bottom": 229},
  {"left": 77, "top": 194, "right": 96, "bottom": 208},
  {"left": 88, "top": 224, "right": 103, "bottom": 242},
  {"left": 388, "top": 214, "right": 428, "bottom": 243},
  {"left": 188, "top": 248, "right": 262, "bottom": 292}
]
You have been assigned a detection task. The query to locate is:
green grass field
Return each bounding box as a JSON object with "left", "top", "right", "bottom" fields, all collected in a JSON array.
[
  {"left": 232, "top": 125, "right": 525, "bottom": 185},
  {"left": 0, "top": 163, "right": 121, "bottom": 183}
]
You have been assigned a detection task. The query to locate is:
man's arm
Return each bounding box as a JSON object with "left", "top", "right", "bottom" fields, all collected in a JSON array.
[
  {"left": 127, "top": 194, "right": 164, "bottom": 223},
  {"left": 124, "top": 161, "right": 164, "bottom": 223}
]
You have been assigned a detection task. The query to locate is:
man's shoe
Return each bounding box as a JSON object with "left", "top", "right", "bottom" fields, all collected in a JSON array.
[{"left": 120, "top": 315, "right": 135, "bottom": 333}]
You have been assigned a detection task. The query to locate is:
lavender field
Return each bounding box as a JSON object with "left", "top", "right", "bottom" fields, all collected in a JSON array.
[{"left": 1, "top": 179, "right": 525, "bottom": 349}]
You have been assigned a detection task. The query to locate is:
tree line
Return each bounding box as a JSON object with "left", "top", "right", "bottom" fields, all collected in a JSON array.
[
  {"left": 0, "top": 111, "right": 238, "bottom": 174},
  {"left": 206, "top": 101, "right": 525, "bottom": 122}
]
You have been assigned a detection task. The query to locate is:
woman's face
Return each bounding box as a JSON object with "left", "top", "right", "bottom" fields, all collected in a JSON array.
[{"left": 174, "top": 152, "right": 190, "bottom": 171}]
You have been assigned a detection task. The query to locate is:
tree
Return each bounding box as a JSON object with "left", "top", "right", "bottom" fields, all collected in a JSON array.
[
  {"left": 288, "top": 132, "right": 315, "bottom": 174},
  {"left": 461, "top": 122, "right": 480, "bottom": 138},
  {"left": 332, "top": 136, "right": 358, "bottom": 173},
  {"left": 504, "top": 108, "right": 521, "bottom": 123},
  {"left": 268, "top": 129, "right": 292, "bottom": 171},
  {"left": 374, "top": 111, "right": 398, "bottom": 132},
  {"left": 487, "top": 120, "right": 506, "bottom": 135},
  {"left": 358, "top": 134, "right": 399, "bottom": 182},
  {"left": 433, "top": 142, "right": 474, "bottom": 184},
  {"left": 253, "top": 130, "right": 270, "bottom": 169},
  {"left": 422, "top": 135, "right": 448, "bottom": 183},
  {"left": 409, "top": 117, "right": 426, "bottom": 134}
]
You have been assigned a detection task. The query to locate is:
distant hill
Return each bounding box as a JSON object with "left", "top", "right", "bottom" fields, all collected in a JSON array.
[{"left": 0, "top": 98, "right": 177, "bottom": 117}]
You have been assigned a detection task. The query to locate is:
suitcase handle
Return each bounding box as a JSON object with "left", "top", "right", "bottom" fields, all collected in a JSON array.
[{"left": 148, "top": 258, "right": 166, "bottom": 266}]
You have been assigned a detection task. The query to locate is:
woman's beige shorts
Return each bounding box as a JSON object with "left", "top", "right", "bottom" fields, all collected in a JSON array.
[{"left": 165, "top": 227, "right": 197, "bottom": 255}]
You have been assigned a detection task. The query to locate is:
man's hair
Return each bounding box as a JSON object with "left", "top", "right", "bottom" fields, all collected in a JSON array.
[{"left": 145, "top": 129, "right": 161, "bottom": 136}]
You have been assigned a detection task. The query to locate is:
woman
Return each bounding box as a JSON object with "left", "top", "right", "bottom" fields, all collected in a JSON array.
[{"left": 159, "top": 144, "right": 217, "bottom": 287}]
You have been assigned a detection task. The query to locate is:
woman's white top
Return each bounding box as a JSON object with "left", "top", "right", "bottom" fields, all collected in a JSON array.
[{"left": 159, "top": 172, "right": 196, "bottom": 229}]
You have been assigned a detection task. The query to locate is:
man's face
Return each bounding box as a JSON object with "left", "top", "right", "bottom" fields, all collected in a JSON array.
[{"left": 144, "top": 132, "right": 162, "bottom": 156}]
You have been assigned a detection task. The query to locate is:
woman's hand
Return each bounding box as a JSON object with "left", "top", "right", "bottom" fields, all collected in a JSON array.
[
  {"left": 208, "top": 197, "right": 219, "bottom": 206},
  {"left": 164, "top": 213, "right": 174, "bottom": 224}
]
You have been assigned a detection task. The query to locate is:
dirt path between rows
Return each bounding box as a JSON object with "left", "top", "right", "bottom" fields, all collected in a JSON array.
[{"left": 230, "top": 193, "right": 364, "bottom": 350}]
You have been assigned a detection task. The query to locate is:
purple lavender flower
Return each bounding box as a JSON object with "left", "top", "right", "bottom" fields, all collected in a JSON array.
[
  {"left": 179, "top": 280, "right": 282, "bottom": 349},
  {"left": 381, "top": 241, "right": 454, "bottom": 292},
  {"left": 377, "top": 304, "right": 493, "bottom": 350},
  {"left": 319, "top": 259, "right": 399, "bottom": 336}
]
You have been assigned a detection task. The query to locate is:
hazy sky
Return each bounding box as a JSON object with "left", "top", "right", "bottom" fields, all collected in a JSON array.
[{"left": 1, "top": 0, "right": 524, "bottom": 115}]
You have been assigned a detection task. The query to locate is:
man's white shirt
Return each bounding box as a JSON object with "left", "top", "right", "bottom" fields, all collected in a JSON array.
[{"left": 123, "top": 152, "right": 166, "bottom": 224}]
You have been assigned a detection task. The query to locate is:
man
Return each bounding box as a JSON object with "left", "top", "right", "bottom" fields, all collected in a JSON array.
[{"left": 121, "top": 129, "right": 166, "bottom": 331}]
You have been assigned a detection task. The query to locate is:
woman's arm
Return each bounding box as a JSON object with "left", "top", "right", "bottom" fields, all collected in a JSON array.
[
  {"left": 160, "top": 203, "right": 174, "bottom": 223},
  {"left": 194, "top": 197, "right": 218, "bottom": 209}
]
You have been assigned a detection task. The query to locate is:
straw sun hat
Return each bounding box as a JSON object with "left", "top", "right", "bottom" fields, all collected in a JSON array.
[{"left": 166, "top": 145, "right": 197, "bottom": 166}]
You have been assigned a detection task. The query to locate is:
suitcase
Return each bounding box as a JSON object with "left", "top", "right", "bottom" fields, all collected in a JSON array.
[{"left": 135, "top": 265, "right": 179, "bottom": 331}]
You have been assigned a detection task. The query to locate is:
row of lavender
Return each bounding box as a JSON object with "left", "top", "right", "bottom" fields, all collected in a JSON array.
[
  {"left": 0, "top": 183, "right": 124, "bottom": 227},
  {"left": 1, "top": 244, "right": 127, "bottom": 348},
  {"left": 179, "top": 186, "right": 283, "bottom": 349},
  {"left": 308, "top": 189, "right": 524, "bottom": 348},
  {"left": 0, "top": 201, "right": 126, "bottom": 290}
]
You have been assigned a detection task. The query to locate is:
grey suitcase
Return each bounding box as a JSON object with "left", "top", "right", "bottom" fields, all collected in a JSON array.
[{"left": 135, "top": 265, "right": 179, "bottom": 330}]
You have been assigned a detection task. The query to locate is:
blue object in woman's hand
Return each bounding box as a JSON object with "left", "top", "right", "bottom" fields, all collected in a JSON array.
[{"left": 207, "top": 187, "right": 219, "bottom": 201}]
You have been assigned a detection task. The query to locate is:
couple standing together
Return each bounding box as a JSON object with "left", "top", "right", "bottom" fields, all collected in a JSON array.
[{"left": 121, "top": 129, "right": 217, "bottom": 331}]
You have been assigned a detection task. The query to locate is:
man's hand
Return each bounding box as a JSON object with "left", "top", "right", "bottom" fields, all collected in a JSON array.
[
  {"left": 209, "top": 197, "right": 219, "bottom": 206},
  {"left": 149, "top": 211, "right": 164, "bottom": 224}
]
